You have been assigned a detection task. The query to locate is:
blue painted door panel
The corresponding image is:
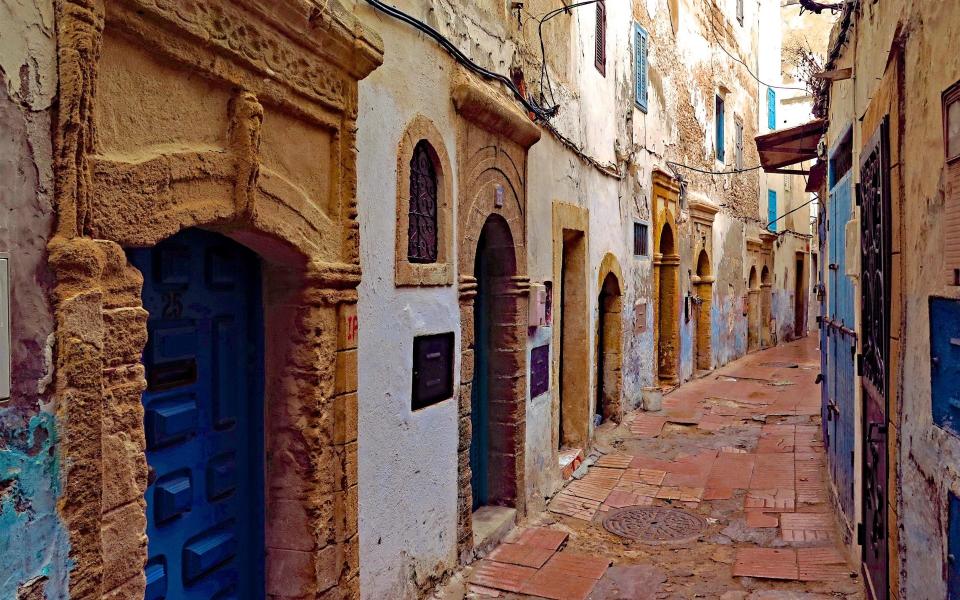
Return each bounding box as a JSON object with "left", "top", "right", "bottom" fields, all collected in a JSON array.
[
  {"left": 949, "top": 492, "right": 960, "bottom": 598},
  {"left": 825, "top": 172, "right": 856, "bottom": 523},
  {"left": 130, "top": 229, "right": 264, "bottom": 600},
  {"left": 931, "top": 297, "right": 960, "bottom": 437}
]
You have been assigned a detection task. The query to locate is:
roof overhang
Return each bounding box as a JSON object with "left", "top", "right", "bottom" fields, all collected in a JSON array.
[
  {"left": 754, "top": 118, "right": 828, "bottom": 174},
  {"left": 805, "top": 160, "right": 827, "bottom": 192}
]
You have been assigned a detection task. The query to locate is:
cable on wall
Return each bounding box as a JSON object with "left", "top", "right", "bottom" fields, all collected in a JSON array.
[{"left": 362, "top": 0, "right": 623, "bottom": 179}]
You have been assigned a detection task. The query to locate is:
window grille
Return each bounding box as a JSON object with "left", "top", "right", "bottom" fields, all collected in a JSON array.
[
  {"left": 716, "top": 95, "right": 725, "bottom": 162},
  {"left": 595, "top": 1, "right": 606, "bottom": 75},
  {"left": 634, "top": 222, "right": 649, "bottom": 256},
  {"left": 408, "top": 141, "right": 439, "bottom": 263}
]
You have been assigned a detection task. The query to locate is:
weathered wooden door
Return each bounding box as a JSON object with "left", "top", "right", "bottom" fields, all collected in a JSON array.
[
  {"left": 132, "top": 229, "right": 265, "bottom": 600},
  {"left": 824, "top": 142, "right": 857, "bottom": 524},
  {"left": 860, "top": 118, "right": 891, "bottom": 600}
]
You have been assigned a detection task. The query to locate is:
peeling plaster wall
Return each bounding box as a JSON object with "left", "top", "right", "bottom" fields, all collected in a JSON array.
[
  {"left": 353, "top": 0, "right": 645, "bottom": 593},
  {"left": 821, "top": 1, "right": 960, "bottom": 596},
  {"left": 857, "top": 1, "right": 960, "bottom": 597},
  {"left": 710, "top": 214, "right": 749, "bottom": 365},
  {"left": 353, "top": 9, "right": 461, "bottom": 598},
  {"left": 630, "top": 0, "right": 766, "bottom": 382},
  {"left": 0, "top": 0, "right": 70, "bottom": 597}
]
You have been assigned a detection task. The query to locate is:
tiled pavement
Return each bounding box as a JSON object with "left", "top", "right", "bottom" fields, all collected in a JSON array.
[{"left": 452, "top": 338, "right": 864, "bottom": 599}]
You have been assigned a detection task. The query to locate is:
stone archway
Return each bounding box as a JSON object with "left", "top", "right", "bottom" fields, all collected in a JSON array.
[
  {"left": 470, "top": 214, "right": 521, "bottom": 511},
  {"left": 49, "top": 2, "right": 380, "bottom": 598},
  {"left": 452, "top": 70, "right": 538, "bottom": 557},
  {"left": 693, "top": 250, "right": 714, "bottom": 372},
  {"left": 760, "top": 265, "right": 773, "bottom": 347},
  {"left": 655, "top": 222, "right": 680, "bottom": 385},
  {"left": 748, "top": 266, "right": 761, "bottom": 352},
  {"left": 595, "top": 254, "right": 624, "bottom": 424}
]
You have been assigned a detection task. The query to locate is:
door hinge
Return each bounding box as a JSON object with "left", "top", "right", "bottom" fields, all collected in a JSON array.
[
  {"left": 855, "top": 183, "right": 862, "bottom": 207},
  {"left": 857, "top": 522, "right": 865, "bottom": 545},
  {"left": 851, "top": 450, "right": 854, "bottom": 468},
  {"left": 857, "top": 353, "right": 864, "bottom": 376}
]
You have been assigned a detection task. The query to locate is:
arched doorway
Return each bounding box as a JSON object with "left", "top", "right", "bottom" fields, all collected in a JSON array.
[
  {"left": 471, "top": 215, "right": 519, "bottom": 510},
  {"left": 694, "top": 250, "right": 713, "bottom": 372},
  {"left": 760, "top": 266, "right": 773, "bottom": 347},
  {"left": 130, "top": 229, "right": 265, "bottom": 599},
  {"left": 656, "top": 223, "right": 680, "bottom": 385},
  {"left": 595, "top": 267, "right": 623, "bottom": 424},
  {"left": 748, "top": 266, "right": 760, "bottom": 351}
]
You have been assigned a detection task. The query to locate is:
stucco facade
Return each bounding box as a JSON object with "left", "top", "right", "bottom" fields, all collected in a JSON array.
[
  {"left": 817, "top": 1, "right": 960, "bottom": 598},
  {"left": 1, "top": 0, "right": 827, "bottom": 598}
]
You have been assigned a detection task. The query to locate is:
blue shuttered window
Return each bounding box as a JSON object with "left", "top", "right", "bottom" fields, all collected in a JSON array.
[
  {"left": 767, "top": 87, "right": 777, "bottom": 130},
  {"left": 716, "top": 95, "right": 725, "bottom": 162},
  {"left": 635, "top": 24, "right": 649, "bottom": 112},
  {"left": 767, "top": 189, "right": 778, "bottom": 231}
]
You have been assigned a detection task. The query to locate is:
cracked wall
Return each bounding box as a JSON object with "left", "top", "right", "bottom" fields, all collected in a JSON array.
[{"left": 0, "top": 0, "right": 70, "bottom": 597}]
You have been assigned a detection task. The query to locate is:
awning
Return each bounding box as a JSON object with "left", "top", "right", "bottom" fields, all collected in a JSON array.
[
  {"left": 754, "top": 118, "right": 828, "bottom": 174},
  {"left": 805, "top": 160, "right": 827, "bottom": 192}
]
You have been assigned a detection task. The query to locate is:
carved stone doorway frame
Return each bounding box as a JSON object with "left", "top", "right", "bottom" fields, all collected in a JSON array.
[{"left": 50, "top": 2, "right": 381, "bottom": 597}]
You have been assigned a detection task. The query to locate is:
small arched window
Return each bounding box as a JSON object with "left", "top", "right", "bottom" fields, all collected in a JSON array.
[{"left": 408, "top": 141, "right": 439, "bottom": 263}]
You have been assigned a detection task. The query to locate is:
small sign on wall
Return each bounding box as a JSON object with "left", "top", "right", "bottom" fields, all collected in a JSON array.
[
  {"left": 634, "top": 300, "right": 647, "bottom": 333},
  {"left": 411, "top": 332, "right": 454, "bottom": 411},
  {"left": 530, "top": 344, "right": 550, "bottom": 398}
]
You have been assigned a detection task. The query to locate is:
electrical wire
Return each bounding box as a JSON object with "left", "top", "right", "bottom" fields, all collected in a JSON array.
[
  {"left": 533, "top": 0, "right": 607, "bottom": 112},
  {"left": 363, "top": 0, "right": 557, "bottom": 120},
  {"left": 707, "top": 7, "right": 807, "bottom": 93},
  {"left": 667, "top": 160, "right": 763, "bottom": 175},
  {"left": 362, "top": 0, "right": 621, "bottom": 178},
  {"left": 766, "top": 196, "right": 816, "bottom": 232}
]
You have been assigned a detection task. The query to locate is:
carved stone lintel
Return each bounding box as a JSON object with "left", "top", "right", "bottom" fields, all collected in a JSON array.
[{"left": 452, "top": 70, "right": 541, "bottom": 149}]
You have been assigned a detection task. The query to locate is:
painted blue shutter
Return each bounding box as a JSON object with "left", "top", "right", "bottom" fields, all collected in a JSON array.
[
  {"left": 768, "top": 88, "right": 776, "bottom": 130},
  {"left": 716, "top": 96, "right": 725, "bottom": 161},
  {"left": 768, "top": 189, "right": 778, "bottom": 231},
  {"left": 635, "top": 24, "right": 649, "bottom": 112}
]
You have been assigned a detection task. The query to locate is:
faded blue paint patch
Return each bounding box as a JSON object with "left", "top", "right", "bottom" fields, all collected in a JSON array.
[
  {"left": 679, "top": 303, "right": 694, "bottom": 381},
  {"left": 0, "top": 410, "right": 71, "bottom": 598},
  {"left": 711, "top": 292, "right": 746, "bottom": 367},
  {"left": 772, "top": 289, "right": 795, "bottom": 342}
]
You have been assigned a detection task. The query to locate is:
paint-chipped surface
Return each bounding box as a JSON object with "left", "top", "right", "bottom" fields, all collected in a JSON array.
[
  {"left": 0, "top": 412, "right": 70, "bottom": 599},
  {"left": 0, "top": 0, "right": 67, "bottom": 596}
]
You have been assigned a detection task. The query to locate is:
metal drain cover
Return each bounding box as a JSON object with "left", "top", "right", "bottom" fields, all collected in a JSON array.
[
  {"left": 602, "top": 506, "right": 707, "bottom": 545},
  {"left": 760, "top": 361, "right": 799, "bottom": 368}
]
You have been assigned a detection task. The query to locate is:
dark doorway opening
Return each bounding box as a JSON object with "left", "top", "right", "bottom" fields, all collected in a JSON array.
[
  {"left": 794, "top": 254, "right": 806, "bottom": 338},
  {"left": 471, "top": 215, "right": 519, "bottom": 510},
  {"left": 595, "top": 272, "right": 623, "bottom": 423},
  {"left": 559, "top": 230, "right": 588, "bottom": 448}
]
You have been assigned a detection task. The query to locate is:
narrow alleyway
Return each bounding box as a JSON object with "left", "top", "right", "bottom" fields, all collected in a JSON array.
[{"left": 441, "top": 338, "right": 864, "bottom": 599}]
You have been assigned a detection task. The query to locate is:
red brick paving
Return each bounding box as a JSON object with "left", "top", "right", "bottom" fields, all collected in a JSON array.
[
  {"left": 461, "top": 339, "right": 861, "bottom": 598},
  {"left": 506, "top": 527, "right": 568, "bottom": 551},
  {"left": 731, "top": 548, "right": 799, "bottom": 580},
  {"left": 487, "top": 543, "right": 557, "bottom": 568},
  {"left": 519, "top": 568, "right": 597, "bottom": 600},
  {"left": 470, "top": 560, "right": 537, "bottom": 593}
]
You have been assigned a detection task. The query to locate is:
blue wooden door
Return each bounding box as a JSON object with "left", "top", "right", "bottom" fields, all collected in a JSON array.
[
  {"left": 825, "top": 170, "right": 856, "bottom": 524},
  {"left": 130, "top": 229, "right": 264, "bottom": 600}
]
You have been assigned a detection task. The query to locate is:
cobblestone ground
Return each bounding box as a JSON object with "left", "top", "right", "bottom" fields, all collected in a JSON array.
[{"left": 437, "top": 338, "right": 865, "bottom": 600}]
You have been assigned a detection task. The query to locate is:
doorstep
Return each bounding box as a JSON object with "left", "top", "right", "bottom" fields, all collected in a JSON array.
[
  {"left": 559, "top": 447, "right": 584, "bottom": 480},
  {"left": 472, "top": 505, "right": 517, "bottom": 558}
]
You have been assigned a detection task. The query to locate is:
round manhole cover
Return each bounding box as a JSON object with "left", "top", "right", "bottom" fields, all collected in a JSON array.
[{"left": 602, "top": 506, "right": 707, "bottom": 545}]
